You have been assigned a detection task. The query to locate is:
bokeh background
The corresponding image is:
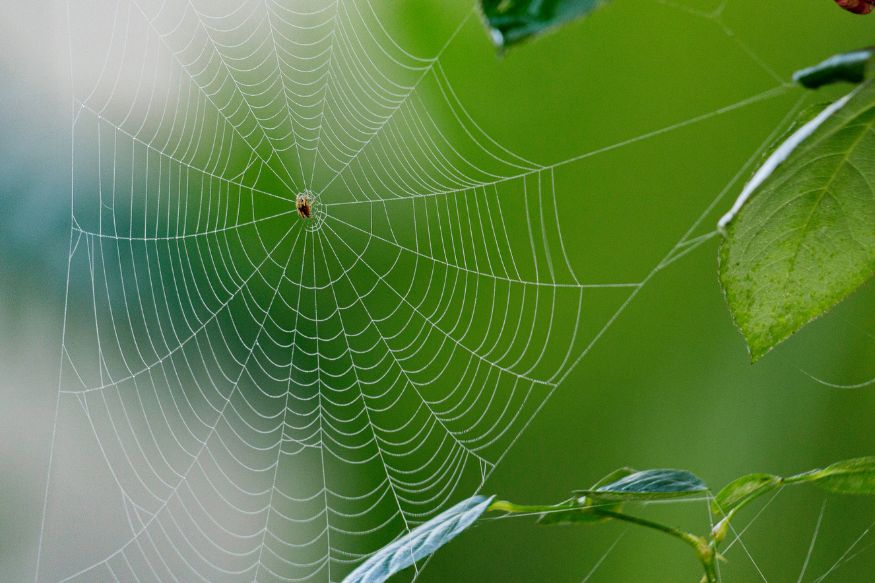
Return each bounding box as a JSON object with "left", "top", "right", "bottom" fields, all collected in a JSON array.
[{"left": 2, "top": 0, "right": 875, "bottom": 581}]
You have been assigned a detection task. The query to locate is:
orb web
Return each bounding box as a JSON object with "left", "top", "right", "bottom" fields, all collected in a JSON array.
[{"left": 34, "top": 0, "right": 807, "bottom": 581}]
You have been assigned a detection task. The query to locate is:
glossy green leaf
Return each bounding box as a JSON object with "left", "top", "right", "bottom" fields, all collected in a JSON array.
[
  {"left": 718, "top": 80, "right": 875, "bottom": 361},
  {"left": 794, "top": 48, "right": 874, "bottom": 89},
  {"left": 580, "top": 469, "right": 708, "bottom": 501},
  {"left": 788, "top": 457, "right": 875, "bottom": 494},
  {"left": 342, "top": 495, "right": 494, "bottom": 583},
  {"left": 710, "top": 473, "right": 782, "bottom": 517},
  {"left": 480, "top": 0, "right": 607, "bottom": 49}
]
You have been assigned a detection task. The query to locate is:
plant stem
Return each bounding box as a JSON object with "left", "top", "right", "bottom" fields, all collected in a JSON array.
[
  {"left": 490, "top": 500, "right": 718, "bottom": 582},
  {"left": 592, "top": 509, "right": 717, "bottom": 583},
  {"left": 488, "top": 500, "right": 574, "bottom": 514},
  {"left": 591, "top": 509, "right": 698, "bottom": 547}
]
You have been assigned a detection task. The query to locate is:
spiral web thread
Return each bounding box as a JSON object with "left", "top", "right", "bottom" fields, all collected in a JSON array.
[{"left": 33, "top": 0, "right": 812, "bottom": 581}]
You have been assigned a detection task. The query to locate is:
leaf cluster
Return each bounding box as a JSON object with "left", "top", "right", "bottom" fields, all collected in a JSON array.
[{"left": 345, "top": 458, "right": 875, "bottom": 583}]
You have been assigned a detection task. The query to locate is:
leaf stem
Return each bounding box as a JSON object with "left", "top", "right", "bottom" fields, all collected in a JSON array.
[
  {"left": 591, "top": 509, "right": 698, "bottom": 547},
  {"left": 491, "top": 500, "right": 718, "bottom": 581},
  {"left": 592, "top": 509, "right": 717, "bottom": 583},
  {"left": 488, "top": 500, "right": 574, "bottom": 514}
]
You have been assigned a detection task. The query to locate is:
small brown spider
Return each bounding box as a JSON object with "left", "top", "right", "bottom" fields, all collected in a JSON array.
[{"left": 295, "top": 193, "right": 312, "bottom": 220}]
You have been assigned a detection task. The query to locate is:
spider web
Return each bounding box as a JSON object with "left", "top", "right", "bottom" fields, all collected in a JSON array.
[{"left": 33, "top": 0, "right": 817, "bottom": 581}]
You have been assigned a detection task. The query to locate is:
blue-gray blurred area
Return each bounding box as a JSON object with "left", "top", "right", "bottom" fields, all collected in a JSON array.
[
  {"left": 2, "top": 1, "right": 875, "bottom": 582},
  {"left": 1, "top": 1, "right": 71, "bottom": 581}
]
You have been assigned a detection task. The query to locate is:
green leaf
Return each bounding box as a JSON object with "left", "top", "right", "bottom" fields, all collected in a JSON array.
[
  {"left": 710, "top": 473, "right": 782, "bottom": 517},
  {"left": 580, "top": 469, "right": 708, "bottom": 501},
  {"left": 480, "top": 0, "right": 607, "bottom": 49},
  {"left": 718, "top": 80, "right": 875, "bottom": 361},
  {"left": 342, "top": 495, "right": 494, "bottom": 583},
  {"left": 788, "top": 457, "right": 875, "bottom": 495},
  {"left": 794, "top": 48, "right": 874, "bottom": 89},
  {"left": 536, "top": 500, "right": 607, "bottom": 525}
]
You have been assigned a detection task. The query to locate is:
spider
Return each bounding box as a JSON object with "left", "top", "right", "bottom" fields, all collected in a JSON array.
[
  {"left": 835, "top": 0, "right": 875, "bottom": 14},
  {"left": 295, "top": 193, "right": 312, "bottom": 220}
]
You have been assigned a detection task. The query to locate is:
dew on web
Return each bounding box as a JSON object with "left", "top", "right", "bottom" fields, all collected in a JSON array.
[{"left": 32, "top": 0, "right": 863, "bottom": 581}]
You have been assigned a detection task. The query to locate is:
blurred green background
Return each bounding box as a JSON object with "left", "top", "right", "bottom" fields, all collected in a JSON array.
[{"left": 2, "top": 0, "right": 874, "bottom": 582}]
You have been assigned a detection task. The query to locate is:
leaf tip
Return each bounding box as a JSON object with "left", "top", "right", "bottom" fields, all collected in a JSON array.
[
  {"left": 747, "top": 344, "right": 767, "bottom": 364},
  {"left": 792, "top": 48, "right": 874, "bottom": 89}
]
